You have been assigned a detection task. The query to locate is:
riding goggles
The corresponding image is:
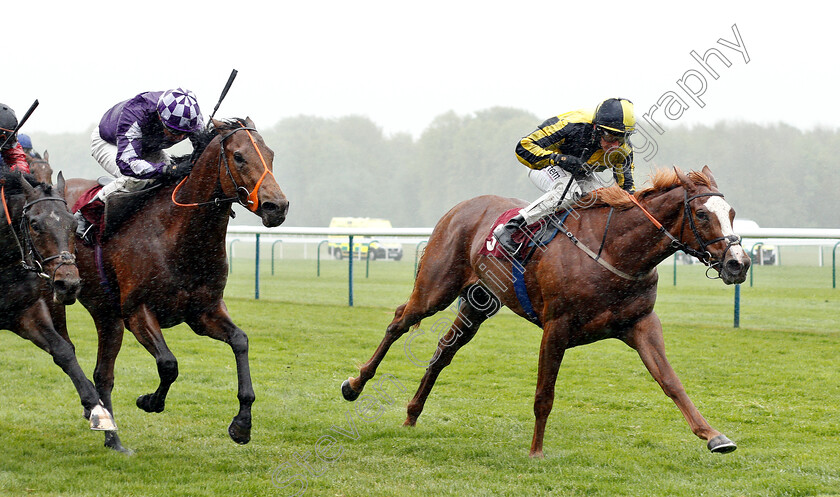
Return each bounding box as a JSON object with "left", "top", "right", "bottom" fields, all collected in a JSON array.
[{"left": 597, "top": 126, "right": 627, "bottom": 144}]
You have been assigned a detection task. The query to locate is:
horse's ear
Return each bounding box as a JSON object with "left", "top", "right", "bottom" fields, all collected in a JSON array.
[
  {"left": 244, "top": 116, "right": 255, "bottom": 127},
  {"left": 212, "top": 118, "right": 224, "bottom": 130},
  {"left": 44, "top": 150, "right": 49, "bottom": 161},
  {"left": 18, "top": 172, "right": 35, "bottom": 196},
  {"left": 674, "top": 166, "right": 696, "bottom": 191},
  {"left": 701, "top": 165, "right": 718, "bottom": 188},
  {"left": 55, "top": 171, "right": 66, "bottom": 198}
]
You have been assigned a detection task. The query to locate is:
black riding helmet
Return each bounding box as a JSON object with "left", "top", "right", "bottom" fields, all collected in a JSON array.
[
  {"left": 593, "top": 98, "right": 636, "bottom": 135},
  {"left": 0, "top": 103, "right": 18, "bottom": 150}
]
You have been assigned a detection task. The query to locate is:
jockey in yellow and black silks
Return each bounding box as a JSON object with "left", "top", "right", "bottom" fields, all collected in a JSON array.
[{"left": 494, "top": 97, "right": 636, "bottom": 255}]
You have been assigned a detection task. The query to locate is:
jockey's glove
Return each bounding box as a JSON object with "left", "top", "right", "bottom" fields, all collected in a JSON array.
[
  {"left": 551, "top": 154, "right": 586, "bottom": 177},
  {"left": 163, "top": 159, "right": 194, "bottom": 179}
]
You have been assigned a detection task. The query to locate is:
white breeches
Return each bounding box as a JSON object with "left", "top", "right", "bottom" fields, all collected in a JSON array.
[
  {"left": 90, "top": 127, "right": 162, "bottom": 201},
  {"left": 520, "top": 166, "right": 608, "bottom": 225}
]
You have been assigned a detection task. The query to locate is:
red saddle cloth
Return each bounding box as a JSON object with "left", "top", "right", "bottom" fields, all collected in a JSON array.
[
  {"left": 72, "top": 185, "right": 105, "bottom": 243},
  {"left": 478, "top": 208, "right": 548, "bottom": 258},
  {"left": 71, "top": 185, "right": 103, "bottom": 214}
]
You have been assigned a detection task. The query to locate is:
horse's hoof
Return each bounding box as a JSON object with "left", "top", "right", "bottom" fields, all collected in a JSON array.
[
  {"left": 136, "top": 394, "right": 164, "bottom": 413},
  {"left": 707, "top": 434, "right": 737, "bottom": 453},
  {"left": 341, "top": 378, "right": 360, "bottom": 401},
  {"left": 228, "top": 419, "right": 251, "bottom": 445}
]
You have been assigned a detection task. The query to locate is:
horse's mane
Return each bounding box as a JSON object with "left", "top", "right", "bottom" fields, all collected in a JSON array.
[
  {"left": 0, "top": 170, "right": 51, "bottom": 197},
  {"left": 178, "top": 118, "right": 251, "bottom": 163},
  {"left": 578, "top": 168, "right": 713, "bottom": 210}
]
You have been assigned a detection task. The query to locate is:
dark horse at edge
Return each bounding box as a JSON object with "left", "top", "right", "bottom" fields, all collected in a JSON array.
[
  {"left": 53, "top": 118, "right": 288, "bottom": 453},
  {"left": 1, "top": 171, "right": 115, "bottom": 435},
  {"left": 342, "top": 166, "right": 750, "bottom": 458}
]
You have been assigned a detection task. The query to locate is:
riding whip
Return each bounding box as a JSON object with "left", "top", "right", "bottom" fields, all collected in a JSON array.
[
  {"left": 207, "top": 69, "right": 238, "bottom": 124},
  {"left": 0, "top": 99, "right": 39, "bottom": 149}
]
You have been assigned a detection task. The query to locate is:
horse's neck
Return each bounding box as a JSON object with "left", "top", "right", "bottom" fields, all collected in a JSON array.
[
  {"left": 606, "top": 189, "right": 685, "bottom": 274},
  {"left": 167, "top": 144, "right": 232, "bottom": 248}
]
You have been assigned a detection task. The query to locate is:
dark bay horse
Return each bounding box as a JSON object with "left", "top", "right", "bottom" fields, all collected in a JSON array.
[
  {"left": 26, "top": 150, "right": 53, "bottom": 185},
  {"left": 342, "top": 166, "right": 750, "bottom": 458},
  {"left": 1, "top": 171, "right": 115, "bottom": 434},
  {"left": 56, "top": 118, "right": 288, "bottom": 453}
]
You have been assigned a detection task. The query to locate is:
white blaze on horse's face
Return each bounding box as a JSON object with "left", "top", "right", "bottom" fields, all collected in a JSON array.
[{"left": 704, "top": 196, "right": 747, "bottom": 260}]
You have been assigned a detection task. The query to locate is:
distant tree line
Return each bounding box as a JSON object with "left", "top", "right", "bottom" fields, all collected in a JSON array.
[{"left": 29, "top": 109, "right": 839, "bottom": 228}]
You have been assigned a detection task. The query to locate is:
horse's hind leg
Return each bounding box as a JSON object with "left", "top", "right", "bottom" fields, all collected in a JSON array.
[
  {"left": 188, "top": 301, "right": 254, "bottom": 445},
  {"left": 404, "top": 284, "right": 499, "bottom": 426},
  {"left": 343, "top": 250, "right": 472, "bottom": 400}
]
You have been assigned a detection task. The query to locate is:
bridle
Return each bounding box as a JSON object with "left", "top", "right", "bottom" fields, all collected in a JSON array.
[
  {"left": 1, "top": 183, "right": 76, "bottom": 281},
  {"left": 172, "top": 120, "right": 274, "bottom": 211},
  {"left": 627, "top": 190, "right": 742, "bottom": 278}
]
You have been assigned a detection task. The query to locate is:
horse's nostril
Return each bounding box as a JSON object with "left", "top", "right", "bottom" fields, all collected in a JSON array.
[
  {"left": 262, "top": 200, "right": 289, "bottom": 216},
  {"left": 725, "top": 259, "right": 743, "bottom": 272},
  {"left": 52, "top": 277, "right": 81, "bottom": 297}
]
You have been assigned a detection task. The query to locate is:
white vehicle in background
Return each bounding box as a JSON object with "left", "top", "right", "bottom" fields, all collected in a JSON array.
[{"left": 327, "top": 217, "right": 404, "bottom": 261}]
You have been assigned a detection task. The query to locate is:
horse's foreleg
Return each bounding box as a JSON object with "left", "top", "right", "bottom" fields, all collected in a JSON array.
[
  {"left": 87, "top": 307, "right": 132, "bottom": 453},
  {"left": 404, "top": 288, "right": 493, "bottom": 426},
  {"left": 623, "top": 312, "right": 736, "bottom": 454},
  {"left": 14, "top": 302, "right": 107, "bottom": 428},
  {"left": 43, "top": 288, "right": 73, "bottom": 345},
  {"left": 530, "top": 319, "right": 568, "bottom": 458},
  {"left": 126, "top": 305, "right": 178, "bottom": 415},
  {"left": 189, "top": 302, "right": 254, "bottom": 445}
]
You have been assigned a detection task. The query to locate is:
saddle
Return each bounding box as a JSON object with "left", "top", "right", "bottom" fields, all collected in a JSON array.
[
  {"left": 479, "top": 208, "right": 568, "bottom": 262},
  {"left": 103, "top": 184, "right": 162, "bottom": 240},
  {"left": 73, "top": 182, "right": 162, "bottom": 244}
]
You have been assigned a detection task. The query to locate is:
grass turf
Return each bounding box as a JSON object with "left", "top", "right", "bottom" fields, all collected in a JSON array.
[{"left": 0, "top": 260, "right": 838, "bottom": 496}]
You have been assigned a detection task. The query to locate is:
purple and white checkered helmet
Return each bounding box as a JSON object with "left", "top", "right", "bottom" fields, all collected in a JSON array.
[{"left": 157, "top": 88, "right": 203, "bottom": 133}]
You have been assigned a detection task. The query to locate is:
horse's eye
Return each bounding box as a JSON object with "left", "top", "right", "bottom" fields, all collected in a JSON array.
[
  {"left": 233, "top": 151, "right": 245, "bottom": 164},
  {"left": 29, "top": 220, "right": 41, "bottom": 232},
  {"left": 696, "top": 210, "right": 708, "bottom": 221}
]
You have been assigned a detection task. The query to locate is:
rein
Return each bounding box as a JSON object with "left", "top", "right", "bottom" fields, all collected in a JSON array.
[
  {"left": 171, "top": 122, "right": 274, "bottom": 211},
  {"left": 1, "top": 183, "right": 76, "bottom": 281}
]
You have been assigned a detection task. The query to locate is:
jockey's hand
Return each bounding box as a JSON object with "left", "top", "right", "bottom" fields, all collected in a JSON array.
[
  {"left": 163, "top": 159, "right": 193, "bottom": 179},
  {"left": 552, "top": 154, "right": 586, "bottom": 176}
]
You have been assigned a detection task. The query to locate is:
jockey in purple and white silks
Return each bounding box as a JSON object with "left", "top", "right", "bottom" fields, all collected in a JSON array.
[{"left": 76, "top": 88, "right": 204, "bottom": 240}]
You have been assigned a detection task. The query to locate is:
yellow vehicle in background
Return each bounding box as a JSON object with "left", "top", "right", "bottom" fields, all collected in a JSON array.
[{"left": 327, "top": 217, "right": 404, "bottom": 261}]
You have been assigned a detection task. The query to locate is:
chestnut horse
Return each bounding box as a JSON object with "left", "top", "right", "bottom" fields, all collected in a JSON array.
[
  {"left": 342, "top": 166, "right": 750, "bottom": 458},
  {"left": 0, "top": 171, "right": 115, "bottom": 435},
  {"left": 55, "top": 118, "right": 288, "bottom": 453}
]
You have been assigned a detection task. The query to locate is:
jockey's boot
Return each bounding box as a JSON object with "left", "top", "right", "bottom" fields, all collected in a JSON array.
[
  {"left": 74, "top": 210, "right": 94, "bottom": 245},
  {"left": 493, "top": 214, "right": 526, "bottom": 255}
]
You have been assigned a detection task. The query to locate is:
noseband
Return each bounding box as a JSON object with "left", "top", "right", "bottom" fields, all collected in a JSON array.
[
  {"left": 628, "top": 190, "right": 742, "bottom": 277},
  {"left": 1, "top": 185, "right": 76, "bottom": 281}
]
